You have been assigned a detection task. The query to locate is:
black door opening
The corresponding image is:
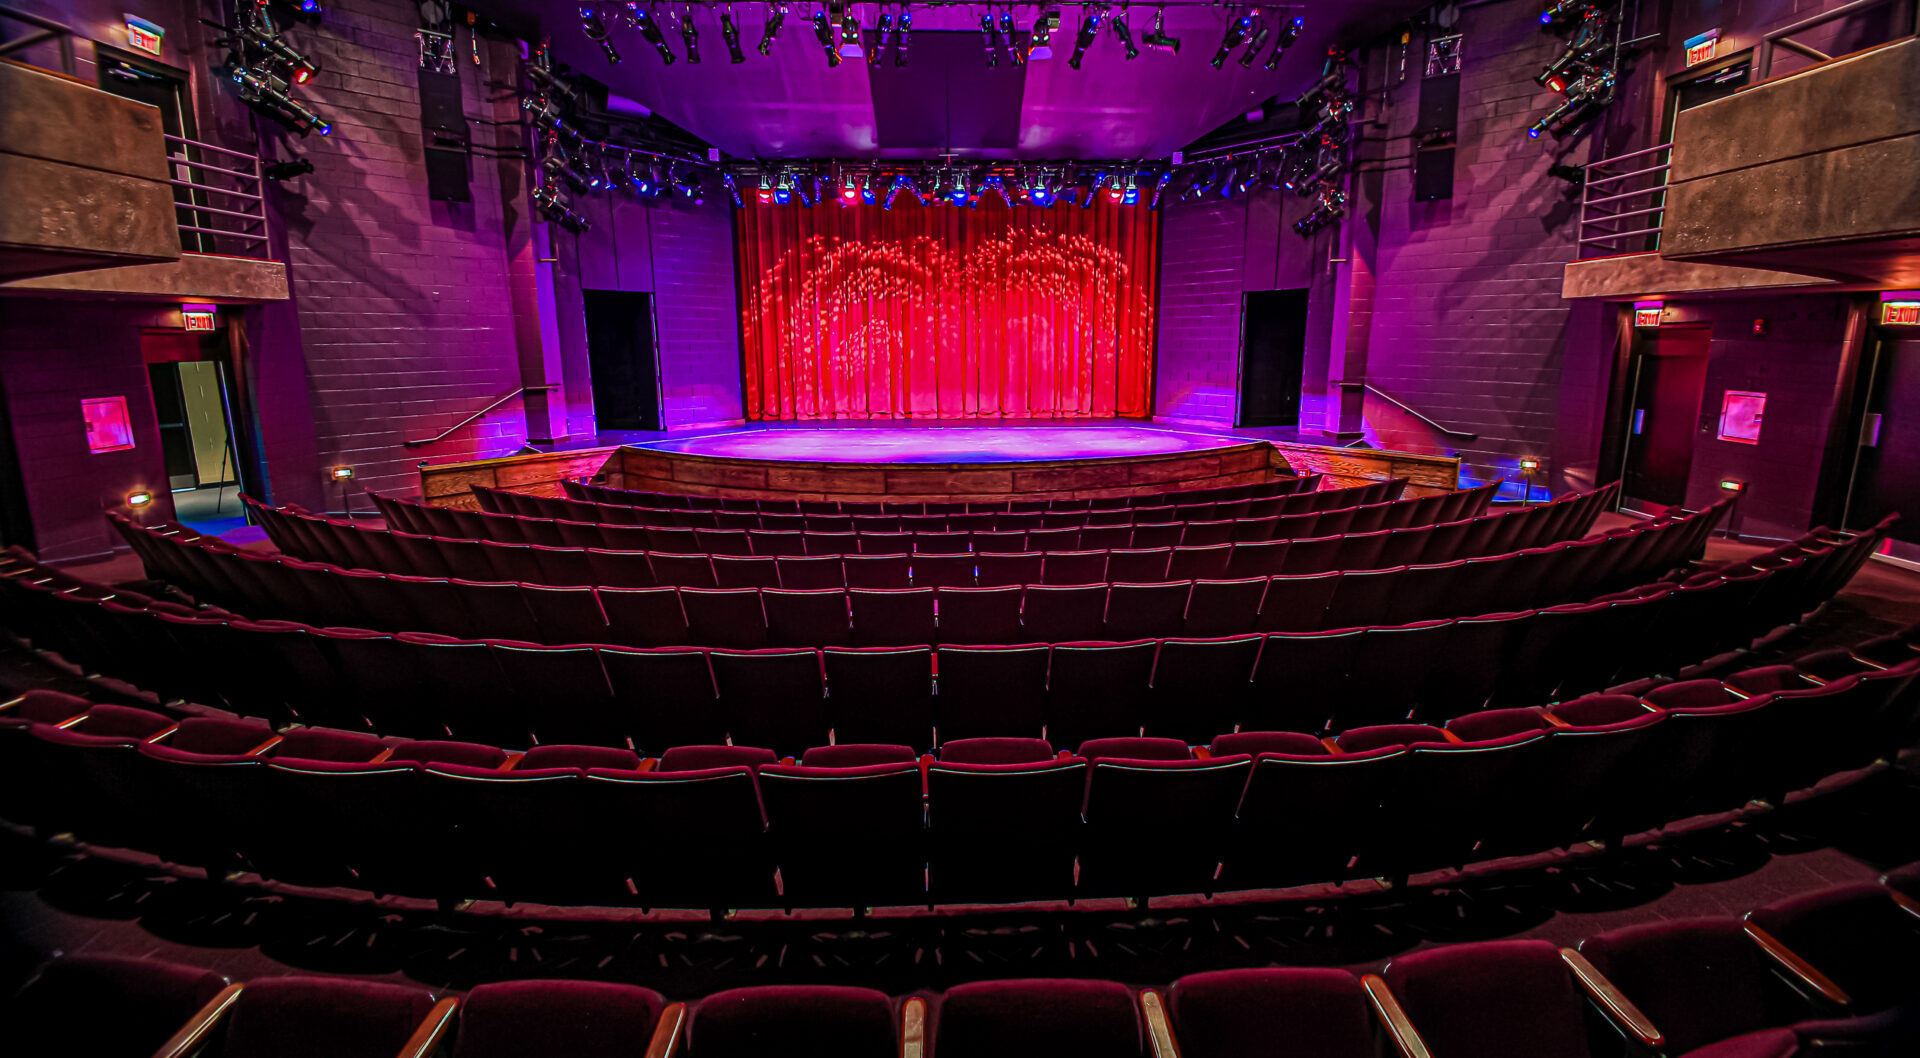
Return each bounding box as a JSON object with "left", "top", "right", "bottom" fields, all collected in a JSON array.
[
  {"left": 1848, "top": 337, "right": 1920, "bottom": 545},
  {"left": 1621, "top": 324, "right": 1712, "bottom": 509},
  {"left": 583, "top": 290, "right": 662, "bottom": 432},
  {"left": 1237, "top": 289, "right": 1309, "bottom": 428}
]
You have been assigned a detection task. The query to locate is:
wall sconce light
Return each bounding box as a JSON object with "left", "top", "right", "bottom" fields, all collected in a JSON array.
[
  {"left": 329, "top": 465, "right": 355, "bottom": 480},
  {"left": 126, "top": 489, "right": 154, "bottom": 508},
  {"left": 1719, "top": 479, "right": 1745, "bottom": 492},
  {"left": 1518, "top": 457, "right": 1540, "bottom": 471}
]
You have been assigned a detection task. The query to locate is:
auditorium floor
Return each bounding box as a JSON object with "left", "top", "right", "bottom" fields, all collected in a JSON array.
[{"left": 5, "top": 529, "right": 1919, "bottom": 1000}]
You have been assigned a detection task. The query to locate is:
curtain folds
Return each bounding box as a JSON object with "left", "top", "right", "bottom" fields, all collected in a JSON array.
[{"left": 736, "top": 195, "right": 1159, "bottom": 420}]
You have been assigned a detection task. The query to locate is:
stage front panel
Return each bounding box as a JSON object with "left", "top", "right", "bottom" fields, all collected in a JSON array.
[{"left": 735, "top": 195, "right": 1159, "bottom": 421}]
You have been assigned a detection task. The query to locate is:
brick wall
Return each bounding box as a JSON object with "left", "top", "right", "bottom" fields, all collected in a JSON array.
[{"left": 1154, "top": 199, "right": 1248, "bottom": 426}]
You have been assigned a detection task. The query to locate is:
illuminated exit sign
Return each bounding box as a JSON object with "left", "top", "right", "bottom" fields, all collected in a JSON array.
[
  {"left": 181, "top": 302, "right": 217, "bottom": 331},
  {"left": 125, "top": 14, "right": 164, "bottom": 57},
  {"left": 1634, "top": 300, "right": 1664, "bottom": 328},
  {"left": 1886, "top": 301, "right": 1920, "bottom": 326},
  {"left": 1684, "top": 29, "right": 1719, "bottom": 67}
]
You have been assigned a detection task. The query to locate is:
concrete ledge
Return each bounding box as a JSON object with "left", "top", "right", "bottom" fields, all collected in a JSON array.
[{"left": 1, "top": 252, "right": 291, "bottom": 302}]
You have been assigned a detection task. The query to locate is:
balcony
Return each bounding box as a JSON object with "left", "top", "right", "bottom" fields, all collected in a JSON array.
[
  {"left": 1563, "top": 15, "right": 1918, "bottom": 300},
  {"left": 0, "top": 10, "right": 287, "bottom": 302}
]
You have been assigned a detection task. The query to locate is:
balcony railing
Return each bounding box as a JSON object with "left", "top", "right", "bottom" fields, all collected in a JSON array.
[
  {"left": 1575, "top": 144, "right": 1671, "bottom": 259},
  {"left": 1756, "top": 0, "right": 1917, "bottom": 79},
  {"left": 164, "top": 134, "right": 272, "bottom": 259},
  {"left": 0, "top": 5, "right": 78, "bottom": 76}
]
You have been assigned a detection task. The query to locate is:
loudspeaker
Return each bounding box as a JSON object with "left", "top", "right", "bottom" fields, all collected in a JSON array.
[{"left": 1414, "top": 147, "right": 1455, "bottom": 201}]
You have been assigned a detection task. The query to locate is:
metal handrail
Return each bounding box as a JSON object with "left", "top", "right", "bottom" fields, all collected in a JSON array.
[
  {"left": 1576, "top": 143, "right": 1672, "bottom": 258},
  {"left": 0, "top": 6, "right": 78, "bottom": 76},
  {"left": 1757, "top": 0, "right": 1916, "bottom": 78},
  {"left": 1333, "top": 381, "right": 1480, "bottom": 442},
  {"left": 404, "top": 385, "right": 561, "bottom": 448},
  {"left": 163, "top": 134, "right": 271, "bottom": 257}
]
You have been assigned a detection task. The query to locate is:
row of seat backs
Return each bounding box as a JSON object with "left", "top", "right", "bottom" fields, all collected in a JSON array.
[
  {"left": 48, "top": 518, "right": 1876, "bottom": 754},
  {"left": 235, "top": 486, "right": 1635, "bottom": 610},
  {"left": 401, "top": 478, "right": 1503, "bottom": 553},
  {"left": 18, "top": 873, "right": 1917, "bottom": 1058},
  {"left": 125, "top": 491, "right": 1720, "bottom": 655},
  {"left": 5, "top": 641, "right": 1914, "bottom": 911},
  {"left": 569, "top": 468, "right": 1321, "bottom": 511}
]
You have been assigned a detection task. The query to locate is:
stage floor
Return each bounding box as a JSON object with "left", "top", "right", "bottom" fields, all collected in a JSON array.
[{"left": 623, "top": 422, "right": 1265, "bottom": 464}]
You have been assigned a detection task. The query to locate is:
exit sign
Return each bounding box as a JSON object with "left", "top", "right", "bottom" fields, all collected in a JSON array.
[
  {"left": 125, "top": 15, "right": 164, "bottom": 57},
  {"left": 1684, "top": 29, "right": 1719, "bottom": 67},
  {"left": 1634, "top": 301, "right": 1664, "bottom": 328},
  {"left": 1886, "top": 301, "right": 1920, "bottom": 326}
]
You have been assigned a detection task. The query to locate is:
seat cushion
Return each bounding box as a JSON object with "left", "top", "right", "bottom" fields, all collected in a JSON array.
[
  {"left": 519, "top": 744, "right": 641, "bottom": 771},
  {"left": 657, "top": 745, "right": 779, "bottom": 772},
  {"left": 800, "top": 743, "right": 918, "bottom": 768},
  {"left": 937, "top": 737, "right": 1056, "bottom": 764},
  {"left": 453, "top": 980, "right": 666, "bottom": 1058},
  {"left": 1578, "top": 919, "right": 1772, "bottom": 1054},
  {"left": 1167, "top": 968, "right": 1370, "bottom": 1058},
  {"left": 1382, "top": 940, "right": 1590, "bottom": 1058},
  {"left": 1679, "top": 1028, "right": 1799, "bottom": 1058},
  {"left": 3, "top": 955, "right": 227, "bottom": 1058},
  {"left": 692, "top": 985, "right": 896, "bottom": 1058},
  {"left": 1207, "top": 732, "right": 1328, "bottom": 758},
  {"left": 936, "top": 978, "right": 1141, "bottom": 1058},
  {"left": 1335, "top": 724, "right": 1446, "bottom": 754},
  {"left": 221, "top": 977, "right": 438, "bottom": 1058},
  {"left": 1076, "top": 737, "right": 1190, "bottom": 762}
]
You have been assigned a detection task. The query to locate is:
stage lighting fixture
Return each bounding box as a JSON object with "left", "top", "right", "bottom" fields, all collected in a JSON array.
[
  {"left": 1527, "top": 69, "right": 1613, "bottom": 138},
  {"left": 1029, "top": 10, "right": 1058, "bottom": 60},
  {"left": 1029, "top": 169, "right": 1054, "bottom": 206},
  {"left": 1235, "top": 164, "right": 1259, "bottom": 193},
  {"left": 759, "top": 3, "right": 786, "bottom": 53},
  {"left": 1209, "top": 11, "right": 1251, "bottom": 69},
  {"left": 812, "top": 10, "right": 842, "bottom": 66},
  {"left": 1000, "top": 12, "right": 1025, "bottom": 65},
  {"left": 950, "top": 170, "right": 971, "bottom": 206},
  {"left": 892, "top": 7, "right": 910, "bottom": 65},
  {"left": 1263, "top": 15, "right": 1302, "bottom": 69},
  {"left": 1122, "top": 173, "right": 1139, "bottom": 205},
  {"left": 1111, "top": 7, "right": 1140, "bottom": 59},
  {"left": 680, "top": 9, "right": 702, "bottom": 62},
  {"left": 869, "top": 12, "right": 892, "bottom": 64},
  {"left": 861, "top": 173, "right": 877, "bottom": 204},
  {"left": 980, "top": 12, "right": 1003, "bottom": 67},
  {"left": 883, "top": 174, "right": 904, "bottom": 209},
  {"left": 264, "top": 156, "right": 314, "bottom": 180},
  {"left": 1534, "top": 49, "right": 1590, "bottom": 92},
  {"left": 580, "top": 6, "right": 622, "bottom": 64},
  {"left": 624, "top": 4, "right": 676, "bottom": 65},
  {"left": 1238, "top": 19, "right": 1269, "bottom": 68},
  {"left": 1067, "top": 10, "right": 1100, "bottom": 69},
  {"left": 1142, "top": 8, "right": 1179, "bottom": 52},
  {"left": 774, "top": 170, "right": 794, "bottom": 203},
  {"left": 229, "top": 66, "right": 330, "bottom": 135},
  {"left": 843, "top": 172, "right": 859, "bottom": 200},
  {"left": 720, "top": 9, "right": 747, "bottom": 62},
  {"left": 724, "top": 172, "right": 745, "bottom": 207},
  {"left": 1147, "top": 169, "right": 1171, "bottom": 210},
  {"left": 527, "top": 61, "right": 579, "bottom": 105},
  {"left": 1292, "top": 187, "right": 1345, "bottom": 236},
  {"left": 533, "top": 182, "right": 590, "bottom": 233},
  {"left": 672, "top": 165, "right": 701, "bottom": 201},
  {"left": 839, "top": 9, "right": 863, "bottom": 57}
]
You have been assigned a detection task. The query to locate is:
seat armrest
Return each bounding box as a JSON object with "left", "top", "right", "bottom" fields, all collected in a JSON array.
[
  {"left": 899, "top": 996, "right": 926, "bottom": 1058},
  {"left": 499, "top": 752, "right": 524, "bottom": 772},
  {"left": 396, "top": 996, "right": 459, "bottom": 1058},
  {"left": 144, "top": 723, "right": 181, "bottom": 745},
  {"left": 1890, "top": 890, "right": 1920, "bottom": 922},
  {"left": 1192, "top": 747, "right": 1211, "bottom": 760},
  {"left": 1743, "top": 922, "right": 1851, "bottom": 1007},
  {"left": 645, "top": 1001, "right": 686, "bottom": 1058},
  {"left": 1361, "top": 974, "right": 1434, "bottom": 1058},
  {"left": 1140, "top": 987, "right": 1181, "bottom": 1058},
  {"left": 154, "top": 982, "right": 244, "bottom": 1058},
  {"left": 247, "top": 735, "right": 284, "bottom": 756},
  {"left": 1560, "top": 948, "right": 1663, "bottom": 1050}
]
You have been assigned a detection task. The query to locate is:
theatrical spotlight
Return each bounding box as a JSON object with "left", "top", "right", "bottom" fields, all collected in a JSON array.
[
  {"left": 812, "top": 11, "right": 842, "bottom": 66},
  {"left": 892, "top": 7, "right": 910, "bottom": 66},
  {"left": 527, "top": 60, "right": 578, "bottom": 104},
  {"left": 720, "top": 9, "right": 747, "bottom": 62},
  {"left": 580, "top": 6, "right": 622, "bottom": 65},
  {"left": 627, "top": 152, "right": 655, "bottom": 194},
  {"left": 861, "top": 172, "right": 877, "bottom": 204},
  {"left": 1111, "top": 6, "right": 1140, "bottom": 59},
  {"left": 839, "top": 8, "right": 864, "bottom": 58},
  {"left": 533, "top": 182, "right": 590, "bottom": 233},
  {"left": 672, "top": 165, "right": 702, "bottom": 202},
  {"left": 1067, "top": 9, "right": 1101, "bottom": 69},
  {"left": 1293, "top": 187, "right": 1345, "bottom": 236},
  {"left": 680, "top": 9, "right": 701, "bottom": 63},
  {"left": 1527, "top": 69, "right": 1614, "bottom": 138},
  {"left": 1029, "top": 170, "right": 1054, "bottom": 206},
  {"left": 870, "top": 12, "right": 892, "bottom": 64},
  {"left": 1263, "top": 15, "right": 1302, "bottom": 69},
  {"left": 1147, "top": 169, "right": 1171, "bottom": 210},
  {"left": 759, "top": 3, "right": 786, "bottom": 53},
  {"left": 1029, "top": 10, "right": 1058, "bottom": 60},
  {"left": 1535, "top": 49, "right": 1592, "bottom": 92},
  {"left": 1120, "top": 173, "right": 1139, "bottom": 205},
  {"left": 1000, "top": 12, "right": 1024, "bottom": 65},
  {"left": 264, "top": 155, "right": 314, "bottom": 180},
  {"left": 1238, "top": 18, "right": 1269, "bottom": 68},
  {"left": 230, "top": 65, "right": 330, "bottom": 135},
  {"left": 883, "top": 174, "right": 908, "bottom": 209},
  {"left": 1209, "top": 11, "right": 1250, "bottom": 69},
  {"left": 980, "top": 12, "right": 1003, "bottom": 67},
  {"left": 1141, "top": 8, "right": 1179, "bottom": 53},
  {"left": 723, "top": 172, "right": 744, "bottom": 207},
  {"left": 624, "top": 4, "right": 676, "bottom": 64}
]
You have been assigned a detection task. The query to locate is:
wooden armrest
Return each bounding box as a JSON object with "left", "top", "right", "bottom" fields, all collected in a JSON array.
[
  {"left": 0, "top": 694, "right": 22, "bottom": 713},
  {"left": 1192, "top": 746, "right": 1212, "bottom": 760},
  {"left": 1320, "top": 737, "right": 1344, "bottom": 755},
  {"left": 55, "top": 714, "right": 88, "bottom": 730},
  {"left": 1361, "top": 975, "right": 1433, "bottom": 1058},
  {"left": 1890, "top": 890, "right": 1920, "bottom": 923},
  {"left": 780, "top": 756, "right": 796, "bottom": 766},
  {"left": 1560, "top": 948, "right": 1663, "bottom": 1050},
  {"left": 1849, "top": 653, "right": 1890, "bottom": 671},
  {"left": 1057, "top": 750, "right": 1073, "bottom": 761},
  {"left": 247, "top": 735, "right": 284, "bottom": 756},
  {"left": 1723, "top": 686, "right": 1751, "bottom": 700},
  {"left": 1541, "top": 712, "right": 1574, "bottom": 729},
  {"left": 153, "top": 981, "right": 244, "bottom": 1058},
  {"left": 899, "top": 996, "right": 926, "bottom": 1058},
  {"left": 645, "top": 1000, "right": 686, "bottom": 1058},
  {"left": 499, "top": 752, "right": 525, "bottom": 772},
  {"left": 1744, "top": 922, "right": 1850, "bottom": 1007},
  {"left": 636, "top": 757, "right": 657, "bottom": 772},
  {"left": 144, "top": 723, "right": 181, "bottom": 745},
  {"left": 1440, "top": 730, "right": 1465, "bottom": 744},
  {"left": 369, "top": 747, "right": 396, "bottom": 763},
  {"left": 1141, "top": 988, "right": 1182, "bottom": 1058},
  {"left": 395, "top": 996, "right": 459, "bottom": 1058}
]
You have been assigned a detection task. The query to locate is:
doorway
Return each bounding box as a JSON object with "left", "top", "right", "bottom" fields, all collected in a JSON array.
[
  {"left": 1621, "top": 324, "right": 1712, "bottom": 509},
  {"left": 1237, "top": 289, "right": 1309, "bottom": 428},
  {"left": 96, "top": 44, "right": 212, "bottom": 254},
  {"left": 1846, "top": 336, "right": 1920, "bottom": 546},
  {"left": 1661, "top": 59, "right": 1751, "bottom": 141},
  {"left": 584, "top": 290, "right": 662, "bottom": 432},
  {"left": 142, "top": 329, "right": 249, "bottom": 535}
]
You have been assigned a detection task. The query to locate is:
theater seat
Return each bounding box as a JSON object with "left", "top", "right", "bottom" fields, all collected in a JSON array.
[
  {"left": 1370, "top": 939, "right": 1655, "bottom": 1058},
  {"left": 518, "top": 744, "right": 641, "bottom": 771},
  {"left": 3, "top": 955, "right": 233, "bottom": 1058},
  {"left": 1207, "top": 731, "right": 1329, "bottom": 757},
  {"left": 1164, "top": 968, "right": 1372, "bottom": 1058},
  {"left": 691, "top": 985, "right": 898, "bottom": 1058},
  {"left": 937, "top": 736, "right": 1056, "bottom": 764},
  {"left": 800, "top": 743, "right": 919, "bottom": 767},
  {"left": 1746, "top": 884, "right": 1920, "bottom": 1013},
  {"left": 657, "top": 744, "right": 778, "bottom": 772},
  {"left": 934, "top": 978, "right": 1144, "bottom": 1058},
  {"left": 451, "top": 980, "right": 675, "bottom": 1058},
  {"left": 1077, "top": 736, "right": 1191, "bottom": 762},
  {"left": 1578, "top": 919, "right": 1778, "bottom": 1055},
  {"left": 216, "top": 976, "right": 454, "bottom": 1058},
  {"left": 1334, "top": 724, "right": 1448, "bottom": 753}
]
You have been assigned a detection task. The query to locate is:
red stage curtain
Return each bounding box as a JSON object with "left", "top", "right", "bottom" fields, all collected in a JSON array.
[{"left": 735, "top": 195, "right": 1159, "bottom": 420}]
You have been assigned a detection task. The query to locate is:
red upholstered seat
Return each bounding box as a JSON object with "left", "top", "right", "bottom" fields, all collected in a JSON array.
[
  {"left": 1379, "top": 940, "right": 1593, "bottom": 1058},
  {"left": 691, "top": 985, "right": 896, "bottom": 1058},
  {"left": 219, "top": 976, "right": 441, "bottom": 1058},
  {"left": 1167, "top": 968, "right": 1372, "bottom": 1058},
  {"left": 934, "top": 978, "right": 1143, "bottom": 1058},
  {"left": 3, "top": 955, "right": 228, "bottom": 1058},
  {"left": 451, "top": 980, "right": 668, "bottom": 1058}
]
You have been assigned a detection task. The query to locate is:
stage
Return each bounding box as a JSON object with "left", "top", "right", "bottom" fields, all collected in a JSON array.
[{"left": 417, "top": 422, "right": 1464, "bottom": 507}]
